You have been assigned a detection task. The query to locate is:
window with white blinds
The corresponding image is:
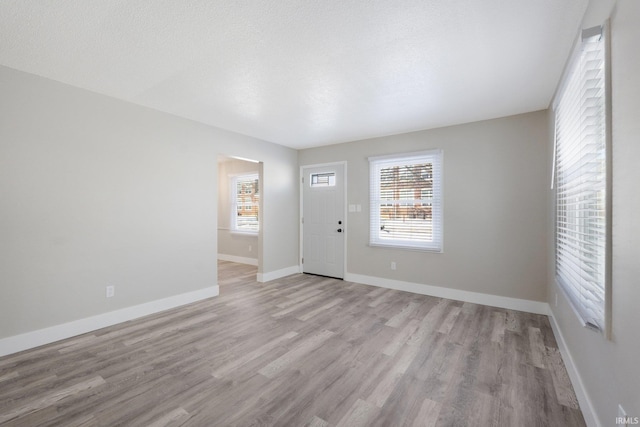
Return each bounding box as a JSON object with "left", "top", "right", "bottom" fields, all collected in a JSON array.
[
  {"left": 231, "top": 174, "right": 259, "bottom": 233},
  {"left": 369, "top": 150, "right": 443, "bottom": 251},
  {"left": 554, "top": 25, "right": 609, "bottom": 331}
]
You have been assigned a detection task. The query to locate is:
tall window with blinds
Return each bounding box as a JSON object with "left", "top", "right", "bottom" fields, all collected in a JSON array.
[
  {"left": 369, "top": 150, "right": 443, "bottom": 252},
  {"left": 231, "top": 174, "right": 259, "bottom": 233},
  {"left": 554, "top": 25, "right": 610, "bottom": 331}
]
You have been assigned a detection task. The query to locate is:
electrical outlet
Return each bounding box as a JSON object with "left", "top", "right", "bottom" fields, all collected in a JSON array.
[
  {"left": 106, "top": 286, "right": 115, "bottom": 298},
  {"left": 391, "top": 261, "right": 396, "bottom": 271}
]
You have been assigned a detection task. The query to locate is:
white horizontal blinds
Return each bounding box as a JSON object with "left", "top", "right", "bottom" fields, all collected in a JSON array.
[
  {"left": 369, "top": 150, "right": 442, "bottom": 251},
  {"left": 555, "top": 27, "right": 606, "bottom": 330},
  {"left": 233, "top": 174, "right": 259, "bottom": 232}
]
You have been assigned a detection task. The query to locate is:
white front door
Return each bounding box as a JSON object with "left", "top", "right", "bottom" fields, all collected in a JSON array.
[{"left": 302, "top": 164, "right": 345, "bottom": 279}]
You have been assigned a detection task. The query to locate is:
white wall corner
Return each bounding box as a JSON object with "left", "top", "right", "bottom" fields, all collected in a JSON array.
[
  {"left": 257, "top": 265, "right": 300, "bottom": 283},
  {"left": 217, "top": 253, "right": 259, "bottom": 266},
  {"left": 0, "top": 285, "right": 219, "bottom": 358},
  {"left": 344, "top": 273, "right": 551, "bottom": 315},
  {"left": 548, "top": 310, "right": 601, "bottom": 427}
]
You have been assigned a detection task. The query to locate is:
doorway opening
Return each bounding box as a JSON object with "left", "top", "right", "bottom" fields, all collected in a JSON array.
[{"left": 217, "top": 155, "right": 263, "bottom": 287}]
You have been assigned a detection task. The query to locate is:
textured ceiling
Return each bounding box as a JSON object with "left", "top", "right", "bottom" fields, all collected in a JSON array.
[{"left": 0, "top": 0, "right": 587, "bottom": 149}]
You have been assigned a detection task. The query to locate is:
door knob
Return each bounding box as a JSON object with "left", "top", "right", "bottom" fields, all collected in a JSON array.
[{"left": 337, "top": 228, "right": 342, "bottom": 233}]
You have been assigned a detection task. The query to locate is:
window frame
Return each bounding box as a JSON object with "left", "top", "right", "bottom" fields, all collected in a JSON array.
[
  {"left": 310, "top": 172, "right": 336, "bottom": 187},
  {"left": 230, "top": 173, "right": 259, "bottom": 234},
  {"left": 552, "top": 22, "right": 612, "bottom": 336},
  {"left": 369, "top": 149, "right": 443, "bottom": 252}
]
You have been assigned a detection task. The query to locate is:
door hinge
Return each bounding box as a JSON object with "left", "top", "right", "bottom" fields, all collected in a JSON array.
[
  {"left": 301, "top": 257, "right": 304, "bottom": 264},
  {"left": 301, "top": 176, "right": 304, "bottom": 184},
  {"left": 301, "top": 217, "right": 304, "bottom": 224}
]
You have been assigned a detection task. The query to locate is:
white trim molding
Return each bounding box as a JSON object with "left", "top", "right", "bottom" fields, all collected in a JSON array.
[
  {"left": 217, "top": 253, "right": 258, "bottom": 266},
  {"left": 0, "top": 286, "right": 218, "bottom": 357},
  {"left": 257, "top": 265, "right": 300, "bottom": 283},
  {"left": 548, "top": 311, "right": 601, "bottom": 427},
  {"left": 344, "top": 273, "right": 550, "bottom": 315}
]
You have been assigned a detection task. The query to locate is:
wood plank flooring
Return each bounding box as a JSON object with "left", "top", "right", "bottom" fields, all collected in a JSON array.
[{"left": 0, "top": 261, "right": 585, "bottom": 426}]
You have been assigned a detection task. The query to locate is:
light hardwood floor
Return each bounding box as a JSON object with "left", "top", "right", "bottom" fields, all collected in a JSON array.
[{"left": 0, "top": 261, "right": 585, "bottom": 426}]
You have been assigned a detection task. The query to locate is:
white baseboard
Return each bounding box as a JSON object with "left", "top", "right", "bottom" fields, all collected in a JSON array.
[
  {"left": 548, "top": 311, "right": 600, "bottom": 427},
  {"left": 344, "top": 273, "right": 550, "bottom": 315},
  {"left": 257, "top": 265, "right": 300, "bottom": 283},
  {"left": 0, "top": 286, "right": 219, "bottom": 358},
  {"left": 217, "top": 253, "right": 258, "bottom": 266}
]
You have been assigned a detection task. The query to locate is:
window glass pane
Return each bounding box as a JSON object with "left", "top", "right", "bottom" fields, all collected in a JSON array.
[
  {"left": 310, "top": 172, "right": 336, "bottom": 187},
  {"left": 369, "top": 151, "right": 442, "bottom": 252},
  {"left": 554, "top": 27, "right": 607, "bottom": 330},
  {"left": 232, "top": 174, "right": 259, "bottom": 232}
]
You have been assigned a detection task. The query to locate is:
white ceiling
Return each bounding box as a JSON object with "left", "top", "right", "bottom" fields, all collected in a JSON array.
[{"left": 0, "top": 0, "right": 587, "bottom": 149}]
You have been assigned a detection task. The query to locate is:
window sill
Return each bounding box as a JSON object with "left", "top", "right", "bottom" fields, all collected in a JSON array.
[
  {"left": 230, "top": 230, "right": 259, "bottom": 237},
  {"left": 369, "top": 242, "right": 442, "bottom": 253}
]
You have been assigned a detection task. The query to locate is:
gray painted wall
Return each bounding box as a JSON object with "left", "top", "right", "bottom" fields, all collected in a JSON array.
[
  {"left": 0, "top": 66, "right": 299, "bottom": 339},
  {"left": 549, "top": 0, "right": 640, "bottom": 424},
  {"left": 218, "top": 157, "right": 259, "bottom": 261},
  {"left": 3, "top": 2, "right": 637, "bottom": 422},
  {"left": 299, "top": 111, "right": 549, "bottom": 302}
]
